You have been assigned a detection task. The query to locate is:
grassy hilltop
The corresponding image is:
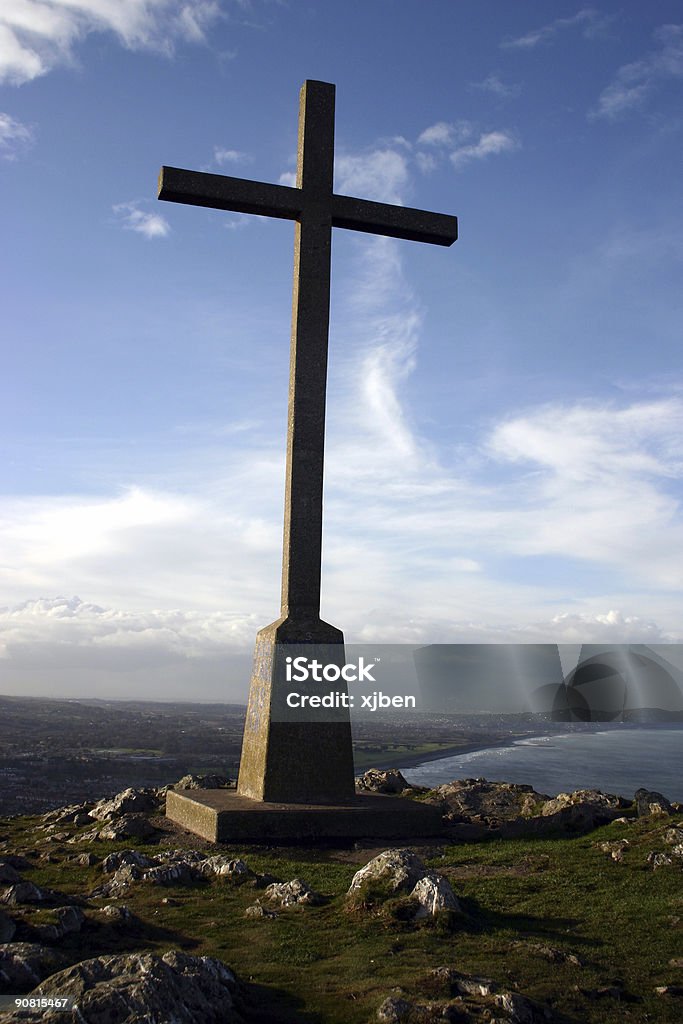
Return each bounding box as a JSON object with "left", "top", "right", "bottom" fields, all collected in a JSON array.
[{"left": 1, "top": 785, "right": 682, "bottom": 1023}]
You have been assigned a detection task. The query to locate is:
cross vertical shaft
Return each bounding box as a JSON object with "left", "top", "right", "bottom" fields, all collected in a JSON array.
[
  {"left": 156, "top": 79, "right": 457, "bottom": 804},
  {"left": 281, "top": 81, "right": 335, "bottom": 622}
]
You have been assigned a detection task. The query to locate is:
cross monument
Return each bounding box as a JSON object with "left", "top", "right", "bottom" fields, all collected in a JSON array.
[{"left": 159, "top": 80, "right": 457, "bottom": 809}]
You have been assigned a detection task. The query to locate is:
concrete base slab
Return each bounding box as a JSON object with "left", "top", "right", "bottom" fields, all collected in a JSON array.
[{"left": 166, "top": 788, "right": 444, "bottom": 843}]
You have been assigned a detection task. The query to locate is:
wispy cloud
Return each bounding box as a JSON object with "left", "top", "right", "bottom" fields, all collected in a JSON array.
[
  {"left": 450, "top": 130, "right": 518, "bottom": 169},
  {"left": 0, "top": 0, "right": 223, "bottom": 85},
  {"left": 335, "top": 149, "right": 410, "bottom": 204},
  {"left": 590, "top": 24, "right": 683, "bottom": 120},
  {"left": 414, "top": 120, "right": 518, "bottom": 173},
  {"left": 113, "top": 201, "right": 171, "bottom": 239},
  {"left": 417, "top": 121, "right": 472, "bottom": 147},
  {"left": 213, "top": 147, "right": 251, "bottom": 166},
  {"left": 470, "top": 74, "right": 521, "bottom": 100},
  {"left": 0, "top": 111, "right": 33, "bottom": 159},
  {"left": 501, "top": 8, "right": 603, "bottom": 50}
]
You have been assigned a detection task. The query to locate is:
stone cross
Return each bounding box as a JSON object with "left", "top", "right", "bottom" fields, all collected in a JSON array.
[{"left": 158, "top": 80, "right": 457, "bottom": 804}]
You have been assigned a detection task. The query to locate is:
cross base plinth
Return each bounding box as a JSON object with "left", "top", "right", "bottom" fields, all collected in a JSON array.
[
  {"left": 236, "top": 616, "right": 357, "bottom": 804},
  {"left": 166, "top": 788, "right": 444, "bottom": 843}
]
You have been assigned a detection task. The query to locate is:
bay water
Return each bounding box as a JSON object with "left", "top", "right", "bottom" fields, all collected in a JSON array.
[{"left": 399, "top": 726, "right": 683, "bottom": 802}]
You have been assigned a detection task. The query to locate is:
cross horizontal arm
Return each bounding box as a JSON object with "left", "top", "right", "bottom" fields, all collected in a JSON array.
[
  {"left": 158, "top": 166, "right": 303, "bottom": 220},
  {"left": 331, "top": 193, "right": 457, "bottom": 247}
]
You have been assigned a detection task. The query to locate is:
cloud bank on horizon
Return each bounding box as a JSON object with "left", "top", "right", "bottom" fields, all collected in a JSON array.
[{"left": 1, "top": 1, "right": 683, "bottom": 698}]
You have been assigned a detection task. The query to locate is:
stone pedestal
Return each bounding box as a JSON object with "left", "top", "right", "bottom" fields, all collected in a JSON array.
[
  {"left": 166, "top": 788, "right": 444, "bottom": 843},
  {"left": 236, "top": 616, "right": 356, "bottom": 804}
]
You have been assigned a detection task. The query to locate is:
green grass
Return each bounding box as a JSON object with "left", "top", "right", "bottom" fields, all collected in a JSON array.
[{"left": 2, "top": 813, "right": 682, "bottom": 1023}]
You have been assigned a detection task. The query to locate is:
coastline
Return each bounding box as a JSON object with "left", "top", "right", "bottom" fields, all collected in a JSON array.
[{"left": 363, "top": 733, "right": 544, "bottom": 773}]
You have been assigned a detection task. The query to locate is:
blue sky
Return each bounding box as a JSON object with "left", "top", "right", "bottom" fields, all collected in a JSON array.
[{"left": 1, "top": 1, "right": 683, "bottom": 700}]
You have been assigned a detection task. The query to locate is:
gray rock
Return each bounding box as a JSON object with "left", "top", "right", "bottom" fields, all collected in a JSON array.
[
  {"left": 0, "top": 861, "right": 22, "bottom": 884},
  {"left": 56, "top": 906, "right": 85, "bottom": 935},
  {"left": 96, "top": 813, "right": 157, "bottom": 841},
  {"left": 42, "top": 802, "right": 95, "bottom": 826},
  {"left": 356, "top": 769, "right": 413, "bottom": 794},
  {"left": 635, "top": 788, "right": 672, "bottom": 817},
  {"left": 0, "top": 908, "right": 16, "bottom": 942},
  {"left": 90, "top": 863, "right": 144, "bottom": 898},
  {"left": 348, "top": 849, "right": 427, "bottom": 895},
  {"left": 199, "top": 856, "right": 251, "bottom": 881},
  {"left": 597, "top": 839, "right": 629, "bottom": 862},
  {"left": 142, "top": 863, "right": 197, "bottom": 886},
  {"left": 90, "top": 787, "right": 160, "bottom": 821},
  {"left": 377, "top": 996, "right": 415, "bottom": 1022},
  {"left": 74, "top": 852, "right": 100, "bottom": 867},
  {"left": 664, "top": 827, "right": 683, "bottom": 845},
  {"left": 409, "top": 873, "right": 461, "bottom": 919},
  {"left": 494, "top": 990, "right": 549, "bottom": 1022},
  {"left": 0, "top": 943, "right": 68, "bottom": 989},
  {"left": 422, "top": 778, "right": 549, "bottom": 824},
  {"left": 175, "top": 773, "right": 233, "bottom": 790},
  {"left": 244, "top": 901, "right": 278, "bottom": 919},
  {"left": 101, "top": 849, "right": 158, "bottom": 874},
  {"left": 647, "top": 851, "right": 674, "bottom": 869},
  {"left": 264, "top": 879, "right": 323, "bottom": 907},
  {"left": 1, "top": 881, "right": 48, "bottom": 905},
  {"left": 432, "top": 968, "right": 498, "bottom": 997},
  {"left": 97, "top": 904, "right": 132, "bottom": 922},
  {"left": 32, "top": 907, "right": 84, "bottom": 944},
  {"left": 24, "top": 950, "right": 245, "bottom": 1023},
  {"left": 539, "top": 789, "right": 624, "bottom": 832}
]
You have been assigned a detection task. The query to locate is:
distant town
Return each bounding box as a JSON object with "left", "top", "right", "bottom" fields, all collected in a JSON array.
[{"left": 0, "top": 694, "right": 571, "bottom": 816}]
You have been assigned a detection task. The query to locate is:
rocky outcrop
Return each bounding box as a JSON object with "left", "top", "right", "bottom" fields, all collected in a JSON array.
[
  {"left": 378, "top": 968, "right": 554, "bottom": 1023},
  {"left": 348, "top": 849, "right": 428, "bottom": 895},
  {"left": 244, "top": 901, "right": 278, "bottom": 919},
  {"left": 419, "top": 779, "right": 630, "bottom": 836},
  {"left": 0, "top": 943, "right": 69, "bottom": 989},
  {"left": 534, "top": 790, "right": 626, "bottom": 833},
  {"left": 89, "top": 849, "right": 253, "bottom": 898},
  {"left": 264, "top": 879, "right": 323, "bottom": 907},
  {"left": 89, "top": 786, "right": 161, "bottom": 821},
  {"left": 635, "top": 788, "right": 672, "bottom": 817},
  {"left": 101, "top": 849, "right": 157, "bottom": 874},
  {"left": 32, "top": 906, "right": 85, "bottom": 943},
  {"left": 1, "top": 881, "right": 49, "bottom": 906},
  {"left": 175, "top": 773, "right": 234, "bottom": 789},
  {"left": 41, "top": 802, "right": 95, "bottom": 828},
  {"left": 355, "top": 769, "right": 415, "bottom": 794},
  {"left": 422, "top": 778, "right": 549, "bottom": 824},
  {"left": 15, "top": 950, "right": 246, "bottom": 1023},
  {"left": 409, "top": 874, "right": 461, "bottom": 919},
  {"left": 0, "top": 860, "right": 22, "bottom": 884},
  {"left": 347, "top": 849, "right": 460, "bottom": 921}
]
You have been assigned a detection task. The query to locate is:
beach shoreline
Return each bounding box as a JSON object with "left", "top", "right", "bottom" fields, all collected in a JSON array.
[{"left": 364, "top": 732, "right": 547, "bottom": 773}]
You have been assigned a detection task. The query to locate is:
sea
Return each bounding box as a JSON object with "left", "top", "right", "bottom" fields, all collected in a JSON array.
[{"left": 398, "top": 726, "right": 683, "bottom": 802}]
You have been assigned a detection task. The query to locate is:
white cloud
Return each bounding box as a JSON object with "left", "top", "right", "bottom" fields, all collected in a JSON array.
[
  {"left": 501, "top": 8, "right": 603, "bottom": 50},
  {"left": 0, "top": 111, "right": 33, "bottom": 159},
  {"left": 278, "top": 170, "right": 296, "bottom": 187},
  {"left": 335, "top": 149, "right": 410, "bottom": 204},
  {"left": 485, "top": 398, "right": 683, "bottom": 586},
  {"left": 470, "top": 74, "right": 521, "bottom": 100},
  {"left": 214, "top": 147, "right": 250, "bottom": 166},
  {"left": 418, "top": 121, "right": 457, "bottom": 147},
  {"left": 114, "top": 201, "right": 170, "bottom": 238},
  {"left": 590, "top": 23, "right": 683, "bottom": 120},
  {"left": 0, "top": 0, "right": 222, "bottom": 85},
  {"left": 450, "top": 130, "right": 519, "bottom": 169},
  {"left": 415, "top": 151, "right": 437, "bottom": 174}
]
